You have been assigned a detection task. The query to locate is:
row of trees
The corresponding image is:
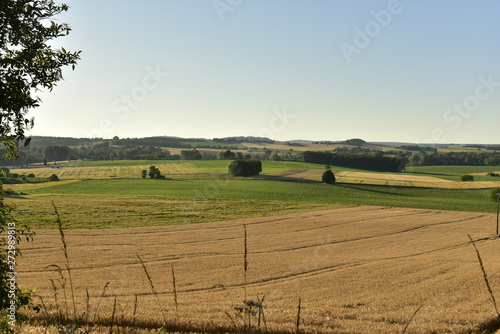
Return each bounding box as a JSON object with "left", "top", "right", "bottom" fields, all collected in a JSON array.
[
  {"left": 0, "top": 145, "right": 302, "bottom": 165},
  {"left": 408, "top": 151, "right": 500, "bottom": 166},
  {"left": 302, "top": 151, "right": 403, "bottom": 172},
  {"left": 6, "top": 144, "right": 500, "bottom": 170}
]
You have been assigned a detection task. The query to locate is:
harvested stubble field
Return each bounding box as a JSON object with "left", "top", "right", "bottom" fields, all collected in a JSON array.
[
  {"left": 10, "top": 163, "right": 202, "bottom": 180},
  {"left": 266, "top": 169, "right": 500, "bottom": 189},
  {"left": 18, "top": 206, "right": 500, "bottom": 333}
]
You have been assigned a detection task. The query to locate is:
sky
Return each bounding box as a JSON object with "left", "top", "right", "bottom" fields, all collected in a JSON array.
[{"left": 30, "top": 0, "right": 500, "bottom": 144}]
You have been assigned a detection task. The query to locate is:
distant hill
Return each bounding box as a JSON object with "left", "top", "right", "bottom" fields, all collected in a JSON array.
[
  {"left": 340, "top": 138, "right": 366, "bottom": 146},
  {"left": 28, "top": 136, "right": 102, "bottom": 147},
  {"left": 212, "top": 136, "right": 274, "bottom": 144}
]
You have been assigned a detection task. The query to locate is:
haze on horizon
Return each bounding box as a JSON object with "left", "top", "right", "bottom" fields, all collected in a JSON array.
[{"left": 30, "top": 1, "right": 500, "bottom": 144}]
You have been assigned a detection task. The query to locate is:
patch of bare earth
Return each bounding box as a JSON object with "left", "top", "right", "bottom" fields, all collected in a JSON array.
[{"left": 18, "top": 206, "right": 500, "bottom": 333}]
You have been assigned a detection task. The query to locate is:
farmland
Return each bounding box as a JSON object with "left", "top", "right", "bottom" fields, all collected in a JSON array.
[
  {"left": 18, "top": 206, "right": 500, "bottom": 333},
  {"left": 8, "top": 160, "right": 500, "bottom": 333}
]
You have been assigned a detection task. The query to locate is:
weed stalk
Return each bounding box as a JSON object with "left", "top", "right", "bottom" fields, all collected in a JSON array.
[{"left": 467, "top": 234, "right": 500, "bottom": 318}]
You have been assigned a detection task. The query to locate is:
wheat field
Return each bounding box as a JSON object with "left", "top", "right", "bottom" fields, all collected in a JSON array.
[
  {"left": 266, "top": 169, "right": 500, "bottom": 189},
  {"left": 9, "top": 163, "right": 202, "bottom": 180},
  {"left": 17, "top": 206, "right": 500, "bottom": 333}
]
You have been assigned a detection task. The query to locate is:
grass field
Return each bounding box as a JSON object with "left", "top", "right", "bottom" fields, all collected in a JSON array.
[
  {"left": 6, "top": 177, "right": 499, "bottom": 230},
  {"left": 19, "top": 207, "right": 500, "bottom": 333}
]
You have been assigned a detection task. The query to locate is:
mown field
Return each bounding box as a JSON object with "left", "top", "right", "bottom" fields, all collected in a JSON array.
[{"left": 18, "top": 207, "right": 500, "bottom": 333}]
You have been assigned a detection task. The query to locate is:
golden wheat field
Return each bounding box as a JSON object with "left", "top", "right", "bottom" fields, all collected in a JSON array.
[
  {"left": 10, "top": 163, "right": 202, "bottom": 180},
  {"left": 266, "top": 169, "right": 500, "bottom": 189},
  {"left": 17, "top": 206, "right": 500, "bottom": 333}
]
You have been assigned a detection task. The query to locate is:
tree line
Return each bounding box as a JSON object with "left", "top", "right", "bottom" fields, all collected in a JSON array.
[
  {"left": 408, "top": 151, "right": 500, "bottom": 166},
  {"left": 302, "top": 151, "right": 404, "bottom": 172}
]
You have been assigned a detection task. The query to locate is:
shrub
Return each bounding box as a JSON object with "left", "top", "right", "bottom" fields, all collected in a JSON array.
[
  {"left": 488, "top": 172, "right": 499, "bottom": 177},
  {"left": 491, "top": 187, "right": 500, "bottom": 201},
  {"left": 228, "top": 160, "right": 262, "bottom": 176},
  {"left": 148, "top": 166, "right": 165, "bottom": 179},
  {"left": 27, "top": 173, "right": 35, "bottom": 178},
  {"left": 48, "top": 174, "right": 59, "bottom": 181},
  {"left": 461, "top": 174, "right": 474, "bottom": 182},
  {"left": 322, "top": 170, "right": 336, "bottom": 184}
]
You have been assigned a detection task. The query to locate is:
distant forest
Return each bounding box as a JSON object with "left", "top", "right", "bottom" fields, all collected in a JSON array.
[{"left": 1, "top": 136, "right": 500, "bottom": 169}]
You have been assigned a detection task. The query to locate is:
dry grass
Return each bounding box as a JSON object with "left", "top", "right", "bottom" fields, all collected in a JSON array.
[
  {"left": 17, "top": 206, "right": 500, "bottom": 333},
  {"left": 9, "top": 163, "right": 200, "bottom": 180},
  {"left": 266, "top": 169, "right": 500, "bottom": 189}
]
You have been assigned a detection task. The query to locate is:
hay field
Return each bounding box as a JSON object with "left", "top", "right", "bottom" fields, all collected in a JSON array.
[
  {"left": 9, "top": 163, "right": 201, "bottom": 180},
  {"left": 19, "top": 206, "right": 500, "bottom": 333},
  {"left": 267, "top": 169, "right": 500, "bottom": 189}
]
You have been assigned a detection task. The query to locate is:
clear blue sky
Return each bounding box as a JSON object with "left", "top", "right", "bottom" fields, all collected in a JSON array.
[{"left": 31, "top": 0, "right": 500, "bottom": 144}]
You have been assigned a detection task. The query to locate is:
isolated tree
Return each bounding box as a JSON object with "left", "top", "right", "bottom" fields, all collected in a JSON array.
[
  {"left": 148, "top": 166, "right": 165, "bottom": 179},
  {"left": 228, "top": 160, "right": 262, "bottom": 176},
  {"left": 322, "top": 170, "right": 336, "bottom": 184},
  {"left": 141, "top": 170, "right": 147, "bottom": 179},
  {"left": 48, "top": 174, "right": 59, "bottom": 181},
  {"left": 0, "top": 1, "right": 80, "bottom": 329}
]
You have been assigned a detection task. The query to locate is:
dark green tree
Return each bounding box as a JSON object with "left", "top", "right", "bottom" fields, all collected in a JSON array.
[
  {"left": 228, "top": 160, "right": 262, "bottom": 176},
  {"left": 461, "top": 175, "right": 474, "bottom": 182},
  {"left": 180, "top": 149, "right": 202, "bottom": 160},
  {"left": 0, "top": 2, "right": 80, "bottom": 330},
  {"left": 322, "top": 170, "right": 336, "bottom": 184},
  {"left": 148, "top": 166, "right": 165, "bottom": 179},
  {"left": 220, "top": 149, "right": 236, "bottom": 160},
  {"left": 141, "top": 170, "right": 147, "bottom": 179},
  {"left": 0, "top": 0, "right": 81, "bottom": 157}
]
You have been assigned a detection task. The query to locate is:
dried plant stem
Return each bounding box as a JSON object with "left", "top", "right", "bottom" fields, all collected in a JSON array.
[
  {"left": 467, "top": 234, "right": 500, "bottom": 318},
  {"left": 133, "top": 294, "right": 138, "bottom": 317},
  {"left": 53, "top": 202, "right": 77, "bottom": 319},
  {"left": 401, "top": 305, "right": 422, "bottom": 334},
  {"left": 136, "top": 253, "right": 168, "bottom": 324},
  {"left": 296, "top": 297, "right": 302, "bottom": 334},
  {"left": 109, "top": 296, "right": 117, "bottom": 334},
  {"left": 93, "top": 281, "right": 110, "bottom": 322},
  {"left": 243, "top": 224, "right": 248, "bottom": 301},
  {"left": 171, "top": 264, "right": 178, "bottom": 311}
]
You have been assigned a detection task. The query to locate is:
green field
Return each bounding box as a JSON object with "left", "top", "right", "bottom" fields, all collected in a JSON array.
[
  {"left": 25, "top": 178, "right": 494, "bottom": 211},
  {"left": 7, "top": 160, "right": 500, "bottom": 230}
]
